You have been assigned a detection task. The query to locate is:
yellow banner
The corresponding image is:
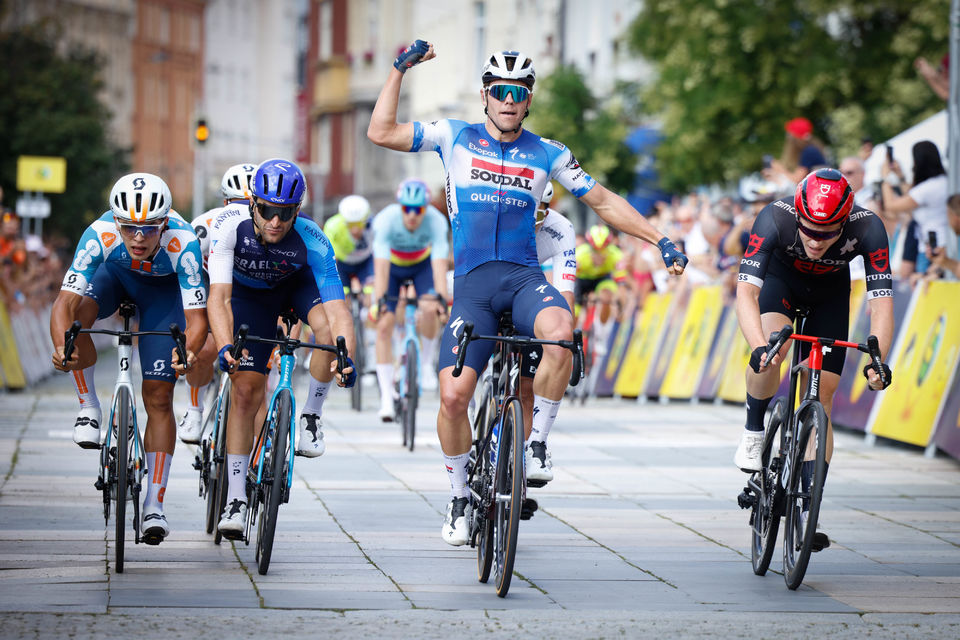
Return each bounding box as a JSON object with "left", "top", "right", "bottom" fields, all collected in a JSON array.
[
  {"left": 16, "top": 155, "right": 67, "bottom": 193},
  {"left": 716, "top": 328, "right": 752, "bottom": 403},
  {"left": 661, "top": 286, "right": 724, "bottom": 398},
  {"left": 614, "top": 292, "right": 673, "bottom": 397},
  {"left": 0, "top": 299, "right": 26, "bottom": 389},
  {"left": 870, "top": 281, "right": 960, "bottom": 446}
]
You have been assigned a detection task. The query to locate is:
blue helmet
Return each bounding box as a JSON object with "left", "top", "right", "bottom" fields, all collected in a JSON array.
[
  {"left": 396, "top": 178, "right": 429, "bottom": 207},
  {"left": 251, "top": 159, "right": 306, "bottom": 205}
]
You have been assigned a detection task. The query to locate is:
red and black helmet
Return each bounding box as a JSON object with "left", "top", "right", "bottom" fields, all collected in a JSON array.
[{"left": 794, "top": 168, "right": 854, "bottom": 226}]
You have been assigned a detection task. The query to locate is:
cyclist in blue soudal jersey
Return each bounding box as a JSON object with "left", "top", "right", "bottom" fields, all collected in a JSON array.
[
  {"left": 50, "top": 172, "right": 208, "bottom": 544},
  {"left": 368, "top": 41, "right": 689, "bottom": 546},
  {"left": 207, "top": 158, "right": 357, "bottom": 539}
]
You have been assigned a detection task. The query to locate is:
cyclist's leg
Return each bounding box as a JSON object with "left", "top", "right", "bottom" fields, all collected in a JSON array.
[
  {"left": 292, "top": 272, "right": 334, "bottom": 457},
  {"left": 375, "top": 264, "right": 403, "bottom": 419},
  {"left": 436, "top": 266, "right": 498, "bottom": 545},
  {"left": 735, "top": 274, "right": 795, "bottom": 471}
]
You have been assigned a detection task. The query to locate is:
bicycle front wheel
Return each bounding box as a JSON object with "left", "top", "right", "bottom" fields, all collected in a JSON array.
[
  {"left": 257, "top": 389, "right": 291, "bottom": 575},
  {"left": 783, "top": 401, "right": 829, "bottom": 590},
  {"left": 751, "top": 397, "right": 787, "bottom": 576},
  {"left": 209, "top": 379, "right": 231, "bottom": 541},
  {"left": 114, "top": 387, "right": 132, "bottom": 574},
  {"left": 494, "top": 397, "right": 524, "bottom": 597},
  {"left": 404, "top": 340, "right": 418, "bottom": 451}
]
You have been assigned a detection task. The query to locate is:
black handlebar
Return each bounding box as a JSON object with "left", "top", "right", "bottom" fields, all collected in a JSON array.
[
  {"left": 864, "top": 335, "right": 888, "bottom": 389},
  {"left": 764, "top": 325, "right": 793, "bottom": 365},
  {"left": 61, "top": 321, "right": 184, "bottom": 368},
  {"left": 62, "top": 321, "right": 83, "bottom": 367},
  {"left": 452, "top": 322, "right": 474, "bottom": 378},
  {"left": 570, "top": 329, "right": 584, "bottom": 387},
  {"left": 336, "top": 336, "right": 348, "bottom": 385},
  {"left": 169, "top": 324, "right": 188, "bottom": 369}
]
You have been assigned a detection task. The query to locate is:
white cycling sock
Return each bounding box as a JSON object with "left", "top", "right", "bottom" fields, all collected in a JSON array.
[
  {"left": 143, "top": 451, "right": 172, "bottom": 514},
  {"left": 72, "top": 366, "right": 99, "bottom": 409},
  {"left": 226, "top": 453, "right": 249, "bottom": 503},
  {"left": 187, "top": 380, "right": 208, "bottom": 414},
  {"left": 443, "top": 451, "right": 471, "bottom": 499},
  {"left": 530, "top": 395, "right": 561, "bottom": 444},
  {"left": 302, "top": 378, "right": 331, "bottom": 415},
  {"left": 377, "top": 363, "right": 395, "bottom": 406}
]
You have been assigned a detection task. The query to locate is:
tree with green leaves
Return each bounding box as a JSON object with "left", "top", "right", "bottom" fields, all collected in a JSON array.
[
  {"left": 527, "top": 65, "right": 637, "bottom": 195},
  {"left": 627, "top": 0, "right": 949, "bottom": 192},
  {"left": 0, "top": 21, "right": 126, "bottom": 241}
]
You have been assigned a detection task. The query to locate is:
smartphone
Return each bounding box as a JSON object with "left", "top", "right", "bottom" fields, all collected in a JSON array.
[
  {"left": 762, "top": 154, "right": 773, "bottom": 170},
  {"left": 928, "top": 230, "right": 938, "bottom": 249},
  {"left": 886, "top": 144, "right": 895, "bottom": 163}
]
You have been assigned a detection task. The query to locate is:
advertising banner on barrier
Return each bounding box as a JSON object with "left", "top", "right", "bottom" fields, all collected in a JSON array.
[
  {"left": 868, "top": 281, "right": 960, "bottom": 447},
  {"left": 614, "top": 292, "right": 672, "bottom": 398},
  {"left": 644, "top": 289, "right": 690, "bottom": 398},
  {"left": 661, "top": 286, "right": 724, "bottom": 399},
  {"left": 716, "top": 328, "right": 753, "bottom": 404},
  {"left": 833, "top": 279, "right": 914, "bottom": 431},
  {"left": 931, "top": 361, "right": 960, "bottom": 459},
  {"left": 698, "top": 305, "right": 738, "bottom": 400},
  {"left": 0, "top": 299, "right": 26, "bottom": 389},
  {"left": 590, "top": 319, "right": 623, "bottom": 397}
]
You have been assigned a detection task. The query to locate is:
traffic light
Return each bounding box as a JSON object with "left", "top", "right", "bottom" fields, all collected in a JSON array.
[{"left": 194, "top": 118, "right": 210, "bottom": 145}]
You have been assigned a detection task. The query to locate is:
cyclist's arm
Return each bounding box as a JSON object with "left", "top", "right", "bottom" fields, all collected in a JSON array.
[
  {"left": 367, "top": 70, "right": 417, "bottom": 152},
  {"left": 322, "top": 297, "right": 356, "bottom": 365},
  {"left": 183, "top": 307, "right": 208, "bottom": 356},
  {"left": 430, "top": 258, "right": 449, "bottom": 300},
  {"left": 371, "top": 211, "right": 392, "bottom": 307},
  {"left": 373, "top": 257, "right": 390, "bottom": 309},
  {"left": 866, "top": 296, "right": 894, "bottom": 360},
  {"left": 735, "top": 281, "right": 766, "bottom": 350},
  {"left": 208, "top": 283, "right": 234, "bottom": 351},
  {"left": 49, "top": 289, "right": 83, "bottom": 350}
]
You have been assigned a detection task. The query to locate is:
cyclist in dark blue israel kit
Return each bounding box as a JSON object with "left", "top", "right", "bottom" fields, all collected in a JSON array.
[
  {"left": 368, "top": 41, "right": 688, "bottom": 546},
  {"left": 734, "top": 168, "right": 894, "bottom": 550},
  {"left": 206, "top": 158, "right": 356, "bottom": 539}
]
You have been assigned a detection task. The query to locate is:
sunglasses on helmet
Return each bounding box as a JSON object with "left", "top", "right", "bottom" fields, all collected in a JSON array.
[
  {"left": 798, "top": 220, "right": 844, "bottom": 241},
  {"left": 487, "top": 84, "right": 530, "bottom": 103},
  {"left": 402, "top": 205, "right": 425, "bottom": 216},
  {"left": 252, "top": 200, "right": 298, "bottom": 222},
  {"left": 115, "top": 218, "right": 166, "bottom": 239}
]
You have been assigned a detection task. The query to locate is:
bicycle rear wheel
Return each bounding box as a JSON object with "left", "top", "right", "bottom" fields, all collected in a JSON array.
[
  {"left": 751, "top": 397, "right": 787, "bottom": 575},
  {"left": 209, "top": 380, "right": 231, "bottom": 540},
  {"left": 114, "top": 387, "right": 132, "bottom": 574},
  {"left": 404, "top": 340, "right": 418, "bottom": 451},
  {"left": 257, "top": 390, "right": 291, "bottom": 575},
  {"left": 494, "top": 397, "right": 524, "bottom": 597},
  {"left": 783, "top": 401, "right": 829, "bottom": 590}
]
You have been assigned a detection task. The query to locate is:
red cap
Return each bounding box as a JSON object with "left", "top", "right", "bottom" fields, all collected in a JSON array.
[{"left": 785, "top": 117, "right": 813, "bottom": 139}]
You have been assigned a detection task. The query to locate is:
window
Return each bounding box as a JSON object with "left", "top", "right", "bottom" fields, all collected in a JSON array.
[{"left": 474, "top": 2, "right": 486, "bottom": 79}]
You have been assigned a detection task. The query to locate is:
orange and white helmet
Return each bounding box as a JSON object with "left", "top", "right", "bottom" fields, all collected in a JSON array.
[
  {"left": 220, "top": 163, "right": 257, "bottom": 200},
  {"left": 110, "top": 173, "right": 172, "bottom": 223}
]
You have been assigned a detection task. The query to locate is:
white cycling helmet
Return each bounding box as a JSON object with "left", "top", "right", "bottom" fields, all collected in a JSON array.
[
  {"left": 481, "top": 50, "right": 536, "bottom": 88},
  {"left": 339, "top": 194, "right": 371, "bottom": 223},
  {"left": 110, "top": 173, "right": 172, "bottom": 223},
  {"left": 539, "top": 182, "right": 554, "bottom": 205},
  {"left": 220, "top": 163, "right": 257, "bottom": 200}
]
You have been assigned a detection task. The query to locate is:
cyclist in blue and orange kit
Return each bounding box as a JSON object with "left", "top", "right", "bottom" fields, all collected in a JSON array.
[{"left": 368, "top": 41, "right": 688, "bottom": 546}]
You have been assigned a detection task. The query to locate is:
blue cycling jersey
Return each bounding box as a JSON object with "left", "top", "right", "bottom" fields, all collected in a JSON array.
[
  {"left": 372, "top": 203, "right": 450, "bottom": 266},
  {"left": 411, "top": 119, "right": 596, "bottom": 276},
  {"left": 208, "top": 204, "right": 344, "bottom": 302},
  {"left": 60, "top": 211, "right": 206, "bottom": 311}
]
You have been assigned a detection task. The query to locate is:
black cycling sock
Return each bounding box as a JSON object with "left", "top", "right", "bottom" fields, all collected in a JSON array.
[{"left": 744, "top": 393, "right": 772, "bottom": 432}]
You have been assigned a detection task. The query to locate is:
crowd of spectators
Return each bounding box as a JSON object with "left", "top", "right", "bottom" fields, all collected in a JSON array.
[{"left": 0, "top": 204, "right": 65, "bottom": 315}]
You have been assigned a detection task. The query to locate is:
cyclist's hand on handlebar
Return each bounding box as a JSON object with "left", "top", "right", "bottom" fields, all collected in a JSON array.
[
  {"left": 863, "top": 362, "right": 892, "bottom": 391},
  {"left": 657, "top": 238, "right": 688, "bottom": 275},
  {"left": 749, "top": 344, "right": 783, "bottom": 373},
  {"left": 332, "top": 356, "right": 357, "bottom": 388},
  {"left": 171, "top": 346, "right": 196, "bottom": 374},
  {"left": 52, "top": 345, "right": 80, "bottom": 372},
  {"left": 218, "top": 344, "right": 247, "bottom": 373}
]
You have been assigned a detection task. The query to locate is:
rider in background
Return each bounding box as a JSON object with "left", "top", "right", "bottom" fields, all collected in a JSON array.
[
  {"left": 370, "top": 178, "right": 450, "bottom": 420},
  {"left": 207, "top": 158, "right": 356, "bottom": 539},
  {"left": 324, "top": 194, "right": 375, "bottom": 296},
  {"left": 50, "top": 173, "right": 207, "bottom": 545},
  {"left": 177, "top": 163, "right": 256, "bottom": 444},
  {"left": 734, "top": 168, "right": 894, "bottom": 550},
  {"left": 367, "top": 41, "right": 687, "bottom": 546}
]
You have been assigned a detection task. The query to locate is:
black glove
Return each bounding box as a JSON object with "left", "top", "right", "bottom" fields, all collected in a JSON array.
[
  {"left": 749, "top": 345, "right": 767, "bottom": 373},
  {"left": 862, "top": 362, "right": 892, "bottom": 390}
]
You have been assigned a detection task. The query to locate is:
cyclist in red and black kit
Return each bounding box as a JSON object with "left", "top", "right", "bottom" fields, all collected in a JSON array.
[{"left": 734, "top": 168, "right": 894, "bottom": 547}]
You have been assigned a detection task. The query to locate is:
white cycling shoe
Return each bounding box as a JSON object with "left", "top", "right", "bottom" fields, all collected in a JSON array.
[
  {"left": 141, "top": 509, "right": 169, "bottom": 545},
  {"left": 441, "top": 496, "right": 472, "bottom": 546},
  {"left": 218, "top": 499, "right": 247, "bottom": 540},
  {"left": 525, "top": 440, "right": 554, "bottom": 485},
  {"left": 734, "top": 428, "right": 763, "bottom": 472},
  {"left": 296, "top": 413, "right": 325, "bottom": 457},
  {"left": 177, "top": 408, "right": 203, "bottom": 444},
  {"left": 73, "top": 406, "right": 102, "bottom": 449}
]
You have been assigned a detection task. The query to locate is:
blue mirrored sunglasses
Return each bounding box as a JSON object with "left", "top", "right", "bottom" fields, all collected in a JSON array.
[
  {"left": 402, "top": 205, "right": 425, "bottom": 216},
  {"left": 487, "top": 84, "right": 529, "bottom": 103}
]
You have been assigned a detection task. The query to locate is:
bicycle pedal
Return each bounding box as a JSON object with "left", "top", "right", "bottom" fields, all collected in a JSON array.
[
  {"left": 192, "top": 456, "right": 202, "bottom": 471},
  {"left": 737, "top": 488, "right": 757, "bottom": 510},
  {"left": 526, "top": 478, "right": 548, "bottom": 489},
  {"left": 77, "top": 441, "right": 102, "bottom": 451},
  {"left": 520, "top": 497, "right": 538, "bottom": 520},
  {"left": 811, "top": 532, "right": 830, "bottom": 552}
]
